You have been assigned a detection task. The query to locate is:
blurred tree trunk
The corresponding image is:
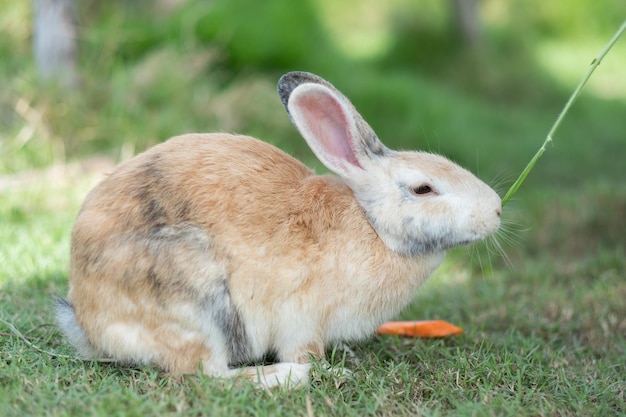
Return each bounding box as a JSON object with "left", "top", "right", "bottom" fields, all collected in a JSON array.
[
  {"left": 33, "top": 0, "right": 78, "bottom": 88},
  {"left": 450, "top": 0, "right": 483, "bottom": 48}
]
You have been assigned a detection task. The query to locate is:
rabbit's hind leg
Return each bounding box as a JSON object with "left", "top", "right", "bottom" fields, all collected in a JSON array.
[{"left": 92, "top": 319, "right": 223, "bottom": 374}]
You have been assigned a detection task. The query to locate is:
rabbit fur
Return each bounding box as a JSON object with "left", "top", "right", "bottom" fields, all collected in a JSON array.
[{"left": 56, "top": 72, "right": 501, "bottom": 388}]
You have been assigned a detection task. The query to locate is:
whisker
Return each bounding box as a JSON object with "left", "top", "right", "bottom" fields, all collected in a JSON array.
[
  {"left": 497, "top": 228, "right": 522, "bottom": 248},
  {"left": 490, "top": 235, "right": 514, "bottom": 270},
  {"left": 467, "top": 210, "right": 524, "bottom": 273},
  {"left": 490, "top": 171, "right": 518, "bottom": 197},
  {"left": 499, "top": 215, "right": 527, "bottom": 245},
  {"left": 468, "top": 239, "right": 494, "bottom": 278}
]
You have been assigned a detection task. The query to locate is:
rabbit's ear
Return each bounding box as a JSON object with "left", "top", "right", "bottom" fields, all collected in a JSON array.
[{"left": 278, "top": 72, "right": 388, "bottom": 178}]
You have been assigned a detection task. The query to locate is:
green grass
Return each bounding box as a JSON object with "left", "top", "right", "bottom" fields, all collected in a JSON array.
[{"left": 1, "top": 160, "right": 624, "bottom": 416}]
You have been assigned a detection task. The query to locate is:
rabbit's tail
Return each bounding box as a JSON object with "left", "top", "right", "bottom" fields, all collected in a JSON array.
[{"left": 54, "top": 297, "right": 98, "bottom": 358}]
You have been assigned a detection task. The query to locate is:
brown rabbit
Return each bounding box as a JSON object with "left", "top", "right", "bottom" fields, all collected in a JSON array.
[{"left": 56, "top": 72, "right": 501, "bottom": 388}]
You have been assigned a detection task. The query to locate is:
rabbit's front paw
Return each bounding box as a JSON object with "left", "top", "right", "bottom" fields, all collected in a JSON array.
[{"left": 235, "top": 362, "right": 311, "bottom": 389}]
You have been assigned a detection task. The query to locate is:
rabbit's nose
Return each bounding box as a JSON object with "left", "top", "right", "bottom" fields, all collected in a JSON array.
[{"left": 496, "top": 208, "right": 502, "bottom": 217}]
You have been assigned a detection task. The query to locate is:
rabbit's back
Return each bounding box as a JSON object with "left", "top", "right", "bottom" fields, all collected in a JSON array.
[{"left": 76, "top": 134, "right": 313, "bottom": 235}]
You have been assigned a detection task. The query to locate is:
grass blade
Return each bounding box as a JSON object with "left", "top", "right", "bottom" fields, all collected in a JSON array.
[{"left": 502, "top": 20, "right": 626, "bottom": 206}]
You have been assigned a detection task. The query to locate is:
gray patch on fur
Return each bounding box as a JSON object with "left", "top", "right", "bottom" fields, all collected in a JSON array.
[
  {"left": 133, "top": 153, "right": 169, "bottom": 227},
  {"left": 142, "top": 224, "right": 250, "bottom": 364},
  {"left": 74, "top": 250, "right": 102, "bottom": 276},
  {"left": 143, "top": 198, "right": 167, "bottom": 226},
  {"left": 54, "top": 297, "right": 98, "bottom": 358},
  {"left": 400, "top": 216, "right": 445, "bottom": 255},
  {"left": 278, "top": 71, "right": 331, "bottom": 112},
  {"left": 143, "top": 224, "right": 215, "bottom": 301},
  {"left": 355, "top": 123, "right": 388, "bottom": 158},
  {"left": 363, "top": 210, "right": 450, "bottom": 256},
  {"left": 175, "top": 200, "right": 193, "bottom": 222},
  {"left": 399, "top": 216, "right": 468, "bottom": 255},
  {"left": 200, "top": 277, "right": 250, "bottom": 366}
]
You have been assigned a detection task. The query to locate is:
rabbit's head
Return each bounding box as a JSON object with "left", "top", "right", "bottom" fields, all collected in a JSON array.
[{"left": 279, "top": 72, "right": 501, "bottom": 256}]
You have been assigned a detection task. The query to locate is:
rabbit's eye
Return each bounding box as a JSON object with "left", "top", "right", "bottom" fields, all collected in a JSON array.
[{"left": 411, "top": 185, "right": 433, "bottom": 196}]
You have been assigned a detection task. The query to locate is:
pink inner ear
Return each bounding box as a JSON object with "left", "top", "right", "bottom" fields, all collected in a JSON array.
[{"left": 296, "top": 91, "right": 362, "bottom": 169}]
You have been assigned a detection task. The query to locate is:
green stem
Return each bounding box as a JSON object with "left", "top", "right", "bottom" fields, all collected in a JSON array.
[{"left": 501, "top": 20, "right": 626, "bottom": 206}]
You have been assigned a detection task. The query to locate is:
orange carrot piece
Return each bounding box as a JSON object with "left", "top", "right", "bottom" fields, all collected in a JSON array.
[{"left": 375, "top": 320, "right": 463, "bottom": 338}]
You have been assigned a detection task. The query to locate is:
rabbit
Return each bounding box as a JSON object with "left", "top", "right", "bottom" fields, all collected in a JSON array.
[{"left": 56, "top": 71, "right": 502, "bottom": 388}]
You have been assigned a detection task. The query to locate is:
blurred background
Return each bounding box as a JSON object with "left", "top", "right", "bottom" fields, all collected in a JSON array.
[
  {"left": 1, "top": 0, "right": 625, "bottom": 199},
  {"left": 0, "top": 0, "right": 626, "bottom": 179}
]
